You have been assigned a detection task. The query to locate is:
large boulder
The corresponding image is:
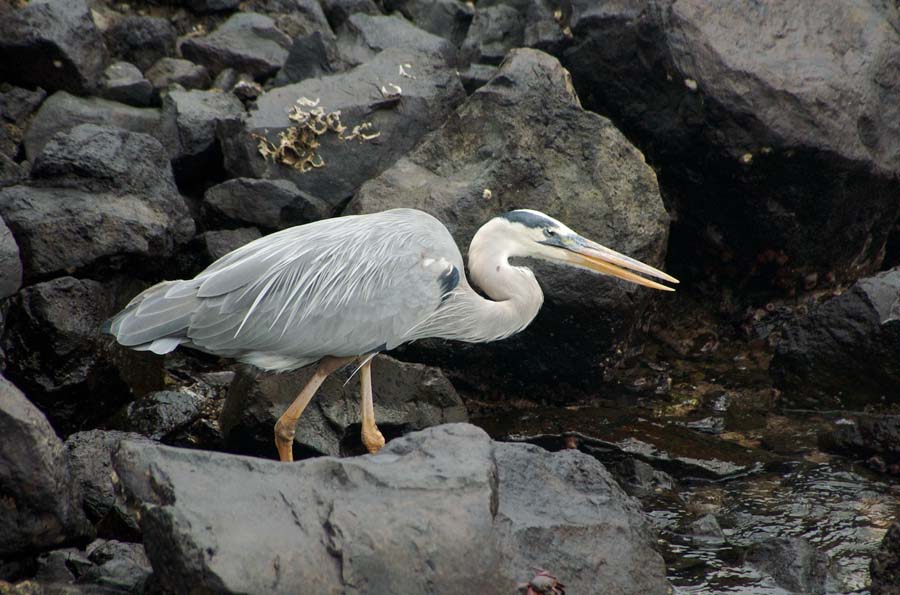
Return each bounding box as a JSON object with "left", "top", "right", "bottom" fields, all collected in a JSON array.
[
  {"left": 24, "top": 91, "right": 162, "bottom": 161},
  {"left": 770, "top": 268, "right": 900, "bottom": 409},
  {"left": 114, "top": 423, "right": 669, "bottom": 594},
  {"left": 0, "top": 376, "right": 92, "bottom": 556},
  {"left": 561, "top": 0, "right": 900, "bottom": 291},
  {"left": 0, "top": 277, "right": 165, "bottom": 434},
  {"left": 383, "top": 0, "right": 474, "bottom": 46},
  {"left": 347, "top": 48, "right": 670, "bottom": 397},
  {"left": 1, "top": 124, "right": 193, "bottom": 281},
  {"left": 0, "top": 0, "right": 109, "bottom": 95},
  {"left": 336, "top": 13, "right": 458, "bottom": 67},
  {"left": 179, "top": 13, "right": 293, "bottom": 80},
  {"left": 220, "top": 354, "right": 467, "bottom": 457},
  {"left": 0, "top": 216, "right": 22, "bottom": 299},
  {"left": 203, "top": 177, "right": 331, "bottom": 230},
  {"left": 220, "top": 47, "right": 465, "bottom": 210}
]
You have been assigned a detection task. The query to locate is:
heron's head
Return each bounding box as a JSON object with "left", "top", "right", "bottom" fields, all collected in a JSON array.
[{"left": 474, "top": 209, "right": 678, "bottom": 291}]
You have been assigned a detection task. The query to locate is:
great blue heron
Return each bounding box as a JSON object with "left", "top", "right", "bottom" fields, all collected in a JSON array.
[{"left": 105, "top": 208, "right": 677, "bottom": 461}]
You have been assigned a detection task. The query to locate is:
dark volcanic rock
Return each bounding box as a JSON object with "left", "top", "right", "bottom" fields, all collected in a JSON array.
[
  {"left": 185, "top": 0, "right": 242, "bottom": 13},
  {"left": 1, "top": 278, "right": 164, "bottom": 433},
  {"left": 4, "top": 124, "right": 193, "bottom": 280},
  {"left": 160, "top": 89, "right": 244, "bottom": 184},
  {"left": 0, "top": 86, "right": 47, "bottom": 125},
  {"left": 462, "top": 0, "right": 565, "bottom": 65},
  {"left": 0, "top": 0, "right": 109, "bottom": 95},
  {"left": 145, "top": 57, "right": 211, "bottom": 96},
  {"left": 0, "top": 216, "right": 22, "bottom": 299},
  {"left": 65, "top": 430, "right": 148, "bottom": 539},
  {"left": 104, "top": 16, "right": 177, "bottom": 73},
  {"left": 819, "top": 415, "right": 900, "bottom": 465},
  {"left": 459, "top": 62, "right": 497, "bottom": 94},
  {"left": 347, "top": 48, "right": 670, "bottom": 397},
  {"left": 114, "top": 424, "right": 668, "bottom": 594},
  {"left": 744, "top": 537, "right": 832, "bottom": 594},
  {"left": 220, "top": 47, "right": 465, "bottom": 209},
  {"left": 100, "top": 61, "right": 153, "bottom": 107},
  {"left": 320, "top": 0, "right": 380, "bottom": 29},
  {"left": 562, "top": 0, "right": 900, "bottom": 289},
  {"left": 220, "top": 354, "right": 467, "bottom": 457},
  {"left": 274, "top": 31, "right": 345, "bottom": 85},
  {"left": 179, "top": 13, "right": 292, "bottom": 80},
  {"left": 24, "top": 91, "right": 161, "bottom": 161},
  {"left": 0, "top": 376, "right": 92, "bottom": 556},
  {"left": 110, "top": 390, "right": 203, "bottom": 441},
  {"left": 203, "top": 177, "right": 331, "bottom": 230},
  {"left": 337, "top": 13, "right": 458, "bottom": 67},
  {"left": 771, "top": 268, "right": 900, "bottom": 409},
  {"left": 384, "top": 0, "right": 474, "bottom": 46},
  {"left": 79, "top": 539, "right": 152, "bottom": 592},
  {"left": 872, "top": 522, "right": 900, "bottom": 595},
  {"left": 493, "top": 442, "right": 669, "bottom": 594},
  {"left": 199, "top": 227, "right": 262, "bottom": 262}
]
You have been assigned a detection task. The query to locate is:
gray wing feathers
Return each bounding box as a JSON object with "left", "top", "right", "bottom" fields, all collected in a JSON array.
[{"left": 105, "top": 209, "right": 463, "bottom": 370}]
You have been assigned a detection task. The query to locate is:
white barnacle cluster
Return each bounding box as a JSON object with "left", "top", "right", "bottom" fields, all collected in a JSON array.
[{"left": 253, "top": 96, "right": 381, "bottom": 173}]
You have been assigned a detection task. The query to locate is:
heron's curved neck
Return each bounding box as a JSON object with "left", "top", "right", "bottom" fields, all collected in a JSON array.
[{"left": 455, "top": 225, "right": 544, "bottom": 342}]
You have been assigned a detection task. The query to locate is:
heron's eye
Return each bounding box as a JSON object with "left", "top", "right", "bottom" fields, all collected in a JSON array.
[{"left": 544, "top": 228, "right": 558, "bottom": 238}]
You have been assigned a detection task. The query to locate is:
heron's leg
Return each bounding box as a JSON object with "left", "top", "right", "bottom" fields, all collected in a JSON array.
[
  {"left": 359, "top": 358, "right": 385, "bottom": 454},
  {"left": 274, "top": 355, "right": 355, "bottom": 462}
]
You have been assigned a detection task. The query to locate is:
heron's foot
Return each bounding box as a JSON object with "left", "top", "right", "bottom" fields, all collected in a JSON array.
[
  {"left": 361, "top": 425, "right": 385, "bottom": 454},
  {"left": 274, "top": 418, "right": 296, "bottom": 462}
]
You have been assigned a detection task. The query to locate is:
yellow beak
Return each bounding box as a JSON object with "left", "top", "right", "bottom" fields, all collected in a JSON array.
[{"left": 560, "top": 237, "right": 679, "bottom": 291}]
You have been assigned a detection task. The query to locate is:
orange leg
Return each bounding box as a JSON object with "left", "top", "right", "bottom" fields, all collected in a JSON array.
[
  {"left": 274, "top": 355, "right": 355, "bottom": 462},
  {"left": 359, "top": 358, "right": 385, "bottom": 453}
]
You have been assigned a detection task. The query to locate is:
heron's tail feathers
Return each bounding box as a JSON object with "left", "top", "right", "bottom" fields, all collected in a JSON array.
[{"left": 103, "top": 280, "right": 200, "bottom": 355}]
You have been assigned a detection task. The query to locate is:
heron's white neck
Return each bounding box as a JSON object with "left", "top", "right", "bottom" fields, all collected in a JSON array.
[{"left": 447, "top": 222, "right": 545, "bottom": 343}]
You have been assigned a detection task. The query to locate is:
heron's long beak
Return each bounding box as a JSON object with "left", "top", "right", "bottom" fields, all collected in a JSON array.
[{"left": 550, "top": 236, "right": 679, "bottom": 291}]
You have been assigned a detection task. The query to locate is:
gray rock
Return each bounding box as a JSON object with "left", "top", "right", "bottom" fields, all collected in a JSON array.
[
  {"left": 245, "top": 0, "right": 334, "bottom": 39},
  {"left": 0, "top": 278, "right": 164, "bottom": 433},
  {"left": 744, "top": 537, "right": 832, "bottom": 594},
  {"left": 0, "top": 0, "right": 109, "bottom": 95},
  {"left": 461, "top": 4, "right": 523, "bottom": 64},
  {"left": 220, "top": 47, "right": 465, "bottom": 209},
  {"left": 274, "top": 31, "right": 345, "bottom": 85},
  {"left": 384, "top": 0, "right": 474, "bottom": 46},
  {"left": 179, "top": 13, "right": 292, "bottom": 80},
  {"left": 320, "top": 0, "right": 380, "bottom": 29},
  {"left": 0, "top": 86, "right": 47, "bottom": 124},
  {"left": 562, "top": 0, "right": 900, "bottom": 287},
  {"left": 5, "top": 124, "right": 194, "bottom": 279},
  {"left": 459, "top": 62, "right": 497, "bottom": 94},
  {"left": 337, "top": 13, "right": 457, "bottom": 67},
  {"left": 104, "top": 16, "right": 177, "bottom": 72},
  {"left": 145, "top": 57, "right": 211, "bottom": 96},
  {"left": 110, "top": 390, "right": 203, "bottom": 441},
  {"left": 80, "top": 539, "right": 152, "bottom": 592},
  {"left": 0, "top": 216, "right": 22, "bottom": 299},
  {"left": 872, "top": 522, "right": 900, "bottom": 595},
  {"left": 347, "top": 49, "right": 669, "bottom": 396},
  {"left": 160, "top": 89, "right": 245, "bottom": 181},
  {"left": 771, "top": 267, "right": 900, "bottom": 409},
  {"left": 818, "top": 415, "right": 900, "bottom": 464},
  {"left": 220, "top": 354, "right": 467, "bottom": 457},
  {"left": 0, "top": 153, "right": 22, "bottom": 189},
  {"left": 65, "top": 430, "right": 149, "bottom": 538},
  {"left": 24, "top": 91, "right": 162, "bottom": 161},
  {"left": 687, "top": 513, "right": 726, "bottom": 545},
  {"left": 493, "top": 442, "right": 669, "bottom": 594},
  {"left": 203, "top": 177, "right": 331, "bottom": 230},
  {"left": 0, "top": 376, "right": 92, "bottom": 556},
  {"left": 114, "top": 423, "right": 668, "bottom": 594},
  {"left": 200, "top": 227, "right": 262, "bottom": 261},
  {"left": 100, "top": 61, "right": 153, "bottom": 107}
]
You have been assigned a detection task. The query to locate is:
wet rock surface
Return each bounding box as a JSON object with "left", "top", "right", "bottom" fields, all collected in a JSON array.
[
  {"left": 220, "top": 354, "right": 467, "bottom": 457},
  {"left": 115, "top": 424, "right": 668, "bottom": 594}
]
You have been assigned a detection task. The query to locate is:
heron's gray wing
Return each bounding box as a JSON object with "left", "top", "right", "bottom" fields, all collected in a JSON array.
[{"left": 178, "top": 209, "right": 462, "bottom": 367}]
